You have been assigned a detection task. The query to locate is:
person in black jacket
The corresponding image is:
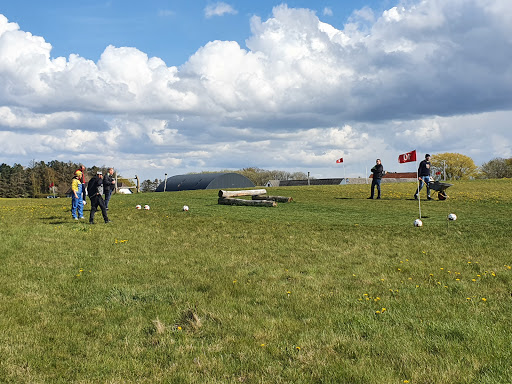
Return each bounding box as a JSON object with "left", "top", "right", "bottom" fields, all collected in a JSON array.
[
  {"left": 414, "top": 154, "right": 432, "bottom": 200},
  {"left": 103, "top": 167, "right": 116, "bottom": 210},
  {"left": 88, "top": 171, "right": 111, "bottom": 224},
  {"left": 368, "top": 159, "right": 384, "bottom": 199}
]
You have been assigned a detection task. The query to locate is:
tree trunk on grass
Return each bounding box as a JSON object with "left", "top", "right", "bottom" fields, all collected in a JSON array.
[
  {"left": 252, "top": 195, "right": 293, "bottom": 203},
  {"left": 218, "top": 197, "right": 277, "bottom": 207},
  {"left": 218, "top": 189, "right": 267, "bottom": 198}
]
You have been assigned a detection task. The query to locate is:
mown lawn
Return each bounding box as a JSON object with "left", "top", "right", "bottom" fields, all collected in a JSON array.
[{"left": 0, "top": 179, "right": 511, "bottom": 383}]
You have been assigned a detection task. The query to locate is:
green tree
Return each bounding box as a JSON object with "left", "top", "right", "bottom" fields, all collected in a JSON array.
[
  {"left": 141, "top": 179, "right": 161, "bottom": 192},
  {"left": 480, "top": 157, "right": 512, "bottom": 179},
  {"left": 430, "top": 153, "right": 478, "bottom": 180}
]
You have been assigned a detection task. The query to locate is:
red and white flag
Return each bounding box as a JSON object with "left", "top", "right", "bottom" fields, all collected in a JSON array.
[
  {"left": 336, "top": 158, "right": 344, "bottom": 163},
  {"left": 398, "top": 150, "right": 417, "bottom": 163}
]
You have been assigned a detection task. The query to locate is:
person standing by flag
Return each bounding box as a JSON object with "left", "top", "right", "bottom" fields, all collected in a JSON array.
[
  {"left": 368, "top": 159, "right": 384, "bottom": 199},
  {"left": 414, "top": 154, "right": 432, "bottom": 200}
]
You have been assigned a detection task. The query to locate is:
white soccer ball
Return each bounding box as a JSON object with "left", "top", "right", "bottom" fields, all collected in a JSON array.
[
  {"left": 414, "top": 219, "right": 423, "bottom": 227},
  {"left": 182, "top": 205, "right": 189, "bottom": 211},
  {"left": 135, "top": 204, "right": 141, "bottom": 210},
  {"left": 448, "top": 213, "right": 457, "bottom": 221},
  {"left": 144, "top": 205, "right": 150, "bottom": 210}
]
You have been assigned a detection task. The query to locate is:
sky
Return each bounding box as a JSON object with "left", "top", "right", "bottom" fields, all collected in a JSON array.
[{"left": 0, "top": 0, "right": 511, "bottom": 182}]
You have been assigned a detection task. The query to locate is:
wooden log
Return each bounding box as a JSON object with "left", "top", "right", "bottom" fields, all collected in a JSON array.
[
  {"left": 252, "top": 195, "right": 293, "bottom": 203},
  {"left": 218, "top": 197, "right": 277, "bottom": 207},
  {"left": 218, "top": 189, "right": 267, "bottom": 198}
]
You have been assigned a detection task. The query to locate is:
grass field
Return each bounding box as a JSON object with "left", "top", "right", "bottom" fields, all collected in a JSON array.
[{"left": 0, "top": 179, "right": 511, "bottom": 383}]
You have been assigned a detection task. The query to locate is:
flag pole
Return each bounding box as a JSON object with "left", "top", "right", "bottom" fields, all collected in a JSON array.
[{"left": 416, "top": 154, "right": 421, "bottom": 219}]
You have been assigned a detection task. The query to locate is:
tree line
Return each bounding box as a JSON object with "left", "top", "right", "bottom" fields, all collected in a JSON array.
[
  {"left": 0, "top": 161, "right": 125, "bottom": 198},
  {"left": 430, "top": 153, "right": 512, "bottom": 180},
  {"left": 1, "top": 155, "right": 510, "bottom": 197}
]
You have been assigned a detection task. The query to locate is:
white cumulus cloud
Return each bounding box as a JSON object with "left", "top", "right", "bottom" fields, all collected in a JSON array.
[{"left": 1, "top": 0, "right": 511, "bottom": 180}]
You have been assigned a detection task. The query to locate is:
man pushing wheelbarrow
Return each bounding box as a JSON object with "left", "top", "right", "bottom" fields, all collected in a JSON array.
[{"left": 413, "top": 154, "right": 452, "bottom": 200}]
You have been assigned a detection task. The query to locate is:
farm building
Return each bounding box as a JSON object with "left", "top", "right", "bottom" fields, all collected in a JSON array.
[{"left": 156, "top": 173, "right": 255, "bottom": 192}]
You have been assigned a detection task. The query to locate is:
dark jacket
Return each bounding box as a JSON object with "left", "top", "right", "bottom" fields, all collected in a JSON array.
[
  {"left": 103, "top": 173, "right": 115, "bottom": 192},
  {"left": 418, "top": 160, "right": 431, "bottom": 177},
  {"left": 371, "top": 164, "right": 384, "bottom": 179},
  {"left": 87, "top": 176, "right": 104, "bottom": 197}
]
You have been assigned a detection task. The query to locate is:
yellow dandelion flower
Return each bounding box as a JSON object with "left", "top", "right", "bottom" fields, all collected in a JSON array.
[
  {"left": 296, "top": 346, "right": 301, "bottom": 350},
  {"left": 375, "top": 311, "right": 381, "bottom": 314},
  {"left": 482, "top": 298, "right": 487, "bottom": 302},
  {"left": 260, "top": 344, "right": 265, "bottom": 347}
]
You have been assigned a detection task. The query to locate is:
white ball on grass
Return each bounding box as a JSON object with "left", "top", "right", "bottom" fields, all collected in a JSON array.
[
  {"left": 135, "top": 205, "right": 141, "bottom": 210},
  {"left": 144, "top": 205, "right": 150, "bottom": 210},
  {"left": 448, "top": 213, "right": 457, "bottom": 221},
  {"left": 414, "top": 219, "right": 423, "bottom": 227},
  {"left": 182, "top": 205, "right": 189, "bottom": 211}
]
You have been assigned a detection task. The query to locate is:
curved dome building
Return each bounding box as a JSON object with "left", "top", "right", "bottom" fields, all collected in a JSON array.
[{"left": 155, "top": 172, "right": 255, "bottom": 192}]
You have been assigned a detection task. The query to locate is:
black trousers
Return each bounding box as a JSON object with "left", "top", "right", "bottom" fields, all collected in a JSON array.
[{"left": 89, "top": 195, "right": 109, "bottom": 223}]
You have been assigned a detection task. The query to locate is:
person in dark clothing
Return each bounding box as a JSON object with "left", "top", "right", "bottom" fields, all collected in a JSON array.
[
  {"left": 414, "top": 154, "right": 432, "bottom": 200},
  {"left": 88, "top": 171, "right": 111, "bottom": 224},
  {"left": 103, "top": 167, "right": 116, "bottom": 210},
  {"left": 368, "top": 159, "right": 385, "bottom": 199}
]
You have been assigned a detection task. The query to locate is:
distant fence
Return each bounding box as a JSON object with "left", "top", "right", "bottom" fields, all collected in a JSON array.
[{"left": 115, "top": 175, "right": 140, "bottom": 193}]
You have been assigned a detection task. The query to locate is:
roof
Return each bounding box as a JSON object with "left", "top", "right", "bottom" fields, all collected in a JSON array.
[{"left": 156, "top": 173, "right": 255, "bottom": 192}]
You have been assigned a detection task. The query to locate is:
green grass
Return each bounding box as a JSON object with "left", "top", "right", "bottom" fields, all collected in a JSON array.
[{"left": 0, "top": 179, "right": 511, "bottom": 383}]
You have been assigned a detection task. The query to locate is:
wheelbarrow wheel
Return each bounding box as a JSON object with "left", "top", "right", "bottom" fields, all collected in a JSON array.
[{"left": 438, "top": 191, "right": 447, "bottom": 200}]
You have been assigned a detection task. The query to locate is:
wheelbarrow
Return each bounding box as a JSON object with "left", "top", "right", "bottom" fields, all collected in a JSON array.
[{"left": 429, "top": 180, "right": 453, "bottom": 200}]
